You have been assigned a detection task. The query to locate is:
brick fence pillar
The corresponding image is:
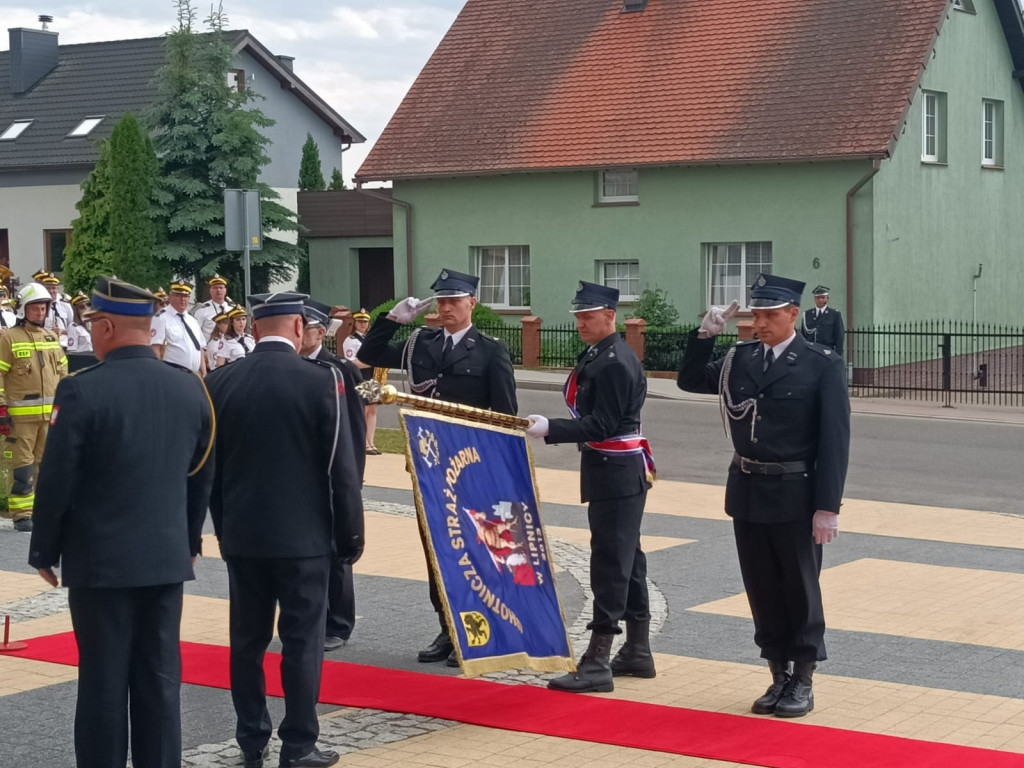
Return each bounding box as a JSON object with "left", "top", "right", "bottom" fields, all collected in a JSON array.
[
  {"left": 737, "top": 320, "right": 756, "bottom": 341},
  {"left": 625, "top": 317, "right": 646, "bottom": 362},
  {"left": 521, "top": 316, "right": 542, "bottom": 367}
]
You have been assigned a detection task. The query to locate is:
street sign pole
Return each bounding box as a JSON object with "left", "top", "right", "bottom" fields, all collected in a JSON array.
[{"left": 224, "top": 189, "right": 262, "bottom": 307}]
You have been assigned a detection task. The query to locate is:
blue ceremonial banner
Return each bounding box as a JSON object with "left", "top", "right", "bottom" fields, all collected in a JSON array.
[{"left": 400, "top": 409, "right": 575, "bottom": 677}]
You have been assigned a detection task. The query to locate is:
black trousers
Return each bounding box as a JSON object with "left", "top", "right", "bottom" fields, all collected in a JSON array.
[
  {"left": 68, "top": 583, "right": 184, "bottom": 768},
  {"left": 225, "top": 555, "right": 330, "bottom": 760},
  {"left": 325, "top": 560, "right": 355, "bottom": 640},
  {"left": 587, "top": 491, "right": 650, "bottom": 634},
  {"left": 732, "top": 518, "right": 826, "bottom": 662}
]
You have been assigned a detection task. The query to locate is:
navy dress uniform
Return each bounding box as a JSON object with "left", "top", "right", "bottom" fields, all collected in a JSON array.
[
  {"left": 205, "top": 291, "right": 364, "bottom": 768},
  {"left": 801, "top": 285, "right": 844, "bottom": 356},
  {"left": 677, "top": 274, "right": 850, "bottom": 718},
  {"left": 527, "top": 282, "right": 655, "bottom": 693},
  {"left": 304, "top": 300, "right": 366, "bottom": 650},
  {"left": 356, "top": 268, "right": 518, "bottom": 664},
  {"left": 28, "top": 276, "right": 215, "bottom": 768}
]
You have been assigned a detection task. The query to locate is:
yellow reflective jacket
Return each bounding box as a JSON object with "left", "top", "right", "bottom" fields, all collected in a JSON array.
[{"left": 0, "top": 323, "right": 68, "bottom": 421}]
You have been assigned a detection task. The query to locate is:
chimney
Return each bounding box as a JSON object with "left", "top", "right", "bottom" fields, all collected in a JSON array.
[
  {"left": 276, "top": 55, "right": 294, "bottom": 72},
  {"left": 9, "top": 22, "right": 59, "bottom": 94}
]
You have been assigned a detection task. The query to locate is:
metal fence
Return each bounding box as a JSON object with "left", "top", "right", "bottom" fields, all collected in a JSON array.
[
  {"left": 847, "top": 320, "right": 1024, "bottom": 406},
  {"left": 537, "top": 322, "right": 587, "bottom": 367},
  {"left": 643, "top": 326, "right": 738, "bottom": 372},
  {"left": 475, "top": 322, "right": 523, "bottom": 365}
]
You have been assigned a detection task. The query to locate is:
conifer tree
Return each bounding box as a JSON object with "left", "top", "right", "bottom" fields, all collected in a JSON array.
[
  {"left": 328, "top": 168, "right": 346, "bottom": 190},
  {"left": 62, "top": 140, "right": 115, "bottom": 294},
  {"left": 295, "top": 133, "right": 325, "bottom": 293},
  {"left": 108, "top": 112, "right": 171, "bottom": 289},
  {"left": 148, "top": 0, "right": 300, "bottom": 293}
]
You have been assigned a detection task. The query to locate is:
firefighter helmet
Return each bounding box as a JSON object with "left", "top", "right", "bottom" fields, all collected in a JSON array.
[{"left": 14, "top": 282, "right": 52, "bottom": 320}]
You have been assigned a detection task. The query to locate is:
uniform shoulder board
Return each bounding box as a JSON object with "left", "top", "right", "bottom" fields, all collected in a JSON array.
[
  {"left": 163, "top": 361, "right": 196, "bottom": 374},
  {"left": 735, "top": 339, "right": 759, "bottom": 347},
  {"left": 70, "top": 361, "right": 104, "bottom": 377},
  {"left": 803, "top": 342, "right": 834, "bottom": 358},
  {"left": 155, "top": 308, "right": 166, "bottom": 317},
  {"left": 304, "top": 357, "right": 334, "bottom": 370}
]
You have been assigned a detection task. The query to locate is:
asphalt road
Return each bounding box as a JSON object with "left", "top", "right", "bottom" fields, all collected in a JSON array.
[{"left": 377, "top": 389, "right": 1024, "bottom": 517}]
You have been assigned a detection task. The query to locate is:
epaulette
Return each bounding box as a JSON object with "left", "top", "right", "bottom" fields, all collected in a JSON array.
[
  {"left": 155, "top": 308, "right": 166, "bottom": 317},
  {"left": 735, "top": 338, "right": 759, "bottom": 346},
  {"left": 804, "top": 342, "right": 838, "bottom": 359},
  {"left": 70, "top": 361, "right": 104, "bottom": 377}
]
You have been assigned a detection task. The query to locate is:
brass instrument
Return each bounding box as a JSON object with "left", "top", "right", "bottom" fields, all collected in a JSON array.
[{"left": 357, "top": 381, "right": 530, "bottom": 430}]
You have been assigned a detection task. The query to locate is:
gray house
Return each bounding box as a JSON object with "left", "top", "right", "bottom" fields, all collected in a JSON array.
[{"left": 0, "top": 23, "right": 364, "bottom": 282}]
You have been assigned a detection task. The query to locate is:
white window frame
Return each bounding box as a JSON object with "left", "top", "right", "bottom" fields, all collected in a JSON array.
[
  {"left": 922, "top": 91, "right": 939, "bottom": 162},
  {"left": 68, "top": 116, "right": 105, "bottom": 138},
  {"left": 705, "top": 242, "right": 773, "bottom": 309},
  {"left": 982, "top": 99, "right": 1003, "bottom": 167},
  {"left": 473, "top": 245, "right": 531, "bottom": 309},
  {"left": 0, "top": 120, "right": 33, "bottom": 141},
  {"left": 598, "top": 260, "right": 640, "bottom": 301},
  {"left": 598, "top": 169, "right": 639, "bottom": 203}
]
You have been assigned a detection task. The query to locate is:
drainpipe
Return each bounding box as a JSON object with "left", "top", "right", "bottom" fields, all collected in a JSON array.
[
  {"left": 356, "top": 184, "right": 414, "bottom": 295},
  {"left": 845, "top": 158, "right": 881, "bottom": 332}
]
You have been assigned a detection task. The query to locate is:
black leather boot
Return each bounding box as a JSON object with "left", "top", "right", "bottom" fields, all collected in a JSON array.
[
  {"left": 547, "top": 632, "right": 614, "bottom": 693},
  {"left": 774, "top": 661, "right": 815, "bottom": 717},
  {"left": 610, "top": 620, "right": 656, "bottom": 678},
  {"left": 751, "top": 660, "right": 791, "bottom": 714},
  {"left": 417, "top": 626, "right": 453, "bottom": 663}
]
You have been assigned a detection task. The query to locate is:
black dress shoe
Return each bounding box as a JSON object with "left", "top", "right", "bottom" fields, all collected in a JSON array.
[
  {"left": 13, "top": 518, "right": 33, "bottom": 532},
  {"left": 417, "top": 631, "right": 454, "bottom": 663},
  {"left": 324, "top": 635, "right": 347, "bottom": 651},
  {"left": 242, "top": 745, "right": 269, "bottom": 768},
  {"left": 279, "top": 746, "right": 340, "bottom": 767},
  {"left": 446, "top": 647, "right": 459, "bottom": 667}
]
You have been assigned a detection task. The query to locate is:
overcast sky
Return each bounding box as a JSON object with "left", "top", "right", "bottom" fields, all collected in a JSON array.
[{"left": 1, "top": 1, "right": 464, "bottom": 185}]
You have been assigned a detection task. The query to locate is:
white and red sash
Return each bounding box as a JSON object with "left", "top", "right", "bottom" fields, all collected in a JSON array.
[{"left": 563, "top": 368, "right": 656, "bottom": 481}]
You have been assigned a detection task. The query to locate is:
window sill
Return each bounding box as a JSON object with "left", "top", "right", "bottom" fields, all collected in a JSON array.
[
  {"left": 981, "top": 164, "right": 1004, "bottom": 171},
  {"left": 592, "top": 201, "right": 640, "bottom": 208},
  {"left": 920, "top": 160, "right": 948, "bottom": 166}
]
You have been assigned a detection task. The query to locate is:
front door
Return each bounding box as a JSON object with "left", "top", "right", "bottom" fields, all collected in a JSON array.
[{"left": 358, "top": 247, "right": 394, "bottom": 311}]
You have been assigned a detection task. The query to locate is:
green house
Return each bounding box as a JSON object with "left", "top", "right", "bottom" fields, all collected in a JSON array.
[{"left": 315, "top": 0, "right": 1024, "bottom": 331}]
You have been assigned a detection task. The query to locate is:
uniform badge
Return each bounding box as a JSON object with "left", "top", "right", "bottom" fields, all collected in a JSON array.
[
  {"left": 757, "top": 275, "right": 767, "bottom": 287},
  {"left": 577, "top": 281, "right": 585, "bottom": 291},
  {"left": 824, "top": 349, "right": 831, "bottom": 355},
  {"left": 49, "top": 406, "right": 60, "bottom": 426},
  {"left": 440, "top": 269, "right": 449, "bottom": 280}
]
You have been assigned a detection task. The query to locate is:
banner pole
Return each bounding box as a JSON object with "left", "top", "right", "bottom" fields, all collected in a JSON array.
[{"left": 359, "top": 382, "right": 531, "bottom": 430}]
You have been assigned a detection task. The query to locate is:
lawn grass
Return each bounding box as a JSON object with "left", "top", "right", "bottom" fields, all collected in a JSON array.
[{"left": 371, "top": 428, "right": 407, "bottom": 455}]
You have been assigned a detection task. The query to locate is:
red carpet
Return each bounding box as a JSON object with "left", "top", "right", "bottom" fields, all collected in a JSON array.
[{"left": 10, "top": 632, "right": 1024, "bottom": 768}]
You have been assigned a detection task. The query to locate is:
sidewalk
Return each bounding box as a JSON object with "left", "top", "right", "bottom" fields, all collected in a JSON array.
[{"left": 511, "top": 367, "right": 1024, "bottom": 425}]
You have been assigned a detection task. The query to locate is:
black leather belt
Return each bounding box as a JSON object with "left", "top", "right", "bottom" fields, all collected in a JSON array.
[{"left": 732, "top": 454, "right": 810, "bottom": 475}]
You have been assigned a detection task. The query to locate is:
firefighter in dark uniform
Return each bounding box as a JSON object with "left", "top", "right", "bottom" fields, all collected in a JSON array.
[
  {"left": 801, "top": 285, "right": 844, "bottom": 356},
  {"left": 205, "top": 291, "right": 364, "bottom": 768},
  {"left": 28, "top": 276, "right": 215, "bottom": 768},
  {"left": 356, "top": 268, "right": 517, "bottom": 665},
  {"left": 299, "top": 299, "right": 366, "bottom": 653},
  {"left": 676, "top": 273, "right": 850, "bottom": 718},
  {"left": 525, "top": 282, "right": 654, "bottom": 694}
]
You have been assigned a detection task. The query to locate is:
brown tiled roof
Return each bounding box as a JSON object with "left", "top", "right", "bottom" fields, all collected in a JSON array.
[{"left": 357, "top": 0, "right": 955, "bottom": 181}]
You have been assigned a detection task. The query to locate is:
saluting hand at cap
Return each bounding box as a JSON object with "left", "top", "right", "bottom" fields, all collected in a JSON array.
[
  {"left": 698, "top": 299, "right": 740, "bottom": 339},
  {"left": 388, "top": 297, "right": 434, "bottom": 324}
]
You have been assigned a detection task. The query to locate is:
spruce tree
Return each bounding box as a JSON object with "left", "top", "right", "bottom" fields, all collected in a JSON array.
[
  {"left": 62, "top": 140, "right": 115, "bottom": 294},
  {"left": 148, "top": 0, "right": 300, "bottom": 293},
  {"left": 108, "top": 112, "right": 170, "bottom": 289},
  {"left": 328, "top": 168, "right": 346, "bottom": 190},
  {"left": 295, "top": 133, "right": 325, "bottom": 293}
]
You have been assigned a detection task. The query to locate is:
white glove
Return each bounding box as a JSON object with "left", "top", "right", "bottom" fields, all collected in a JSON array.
[
  {"left": 387, "top": 296, "right": 434, "bottom": 324},
  {"left": 698, "top": 299, "right": 740, "bottom": 338},
  {"left": 525, "top": 415, "right": 549, "bottom": 439},
  {"left": 812, "top": 510, "right": 839, "bottom": 545}
]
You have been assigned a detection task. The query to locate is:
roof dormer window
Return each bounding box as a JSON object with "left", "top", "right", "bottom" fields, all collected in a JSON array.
[
  {"left": 0, "top": 120, "right": 34, "bottom": 141},
  {"left": 623, "top": 0, "right": 648, "bottom": 11},
  {"left": 68, "top": 117, "right": 105, "bottom": 137}
]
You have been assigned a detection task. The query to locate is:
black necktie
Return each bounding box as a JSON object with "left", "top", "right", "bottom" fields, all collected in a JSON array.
[
  {"left": 763, "top": 347, "right": 775, "bottom": 372},
  {"left": 442, "top": 335, "right": 454, "bottom": 360},
  {"left": 178, "top": 313, "right": 201, "bottom": 351}
]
